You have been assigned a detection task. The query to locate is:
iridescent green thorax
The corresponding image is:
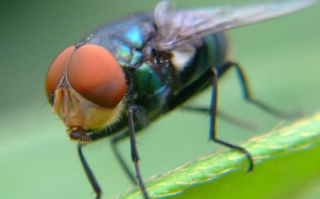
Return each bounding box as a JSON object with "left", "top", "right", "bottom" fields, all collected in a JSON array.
[
  {"left": 81, "top": 12, "right": 228, "bottom": 124},
  {"left": 84, "top": 13, "right": 154, "bottom": 68}
]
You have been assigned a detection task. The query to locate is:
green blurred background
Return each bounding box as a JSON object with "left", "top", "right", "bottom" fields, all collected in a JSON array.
[{"left": 0, "top": 0, "right": 319, "bottom": 199}]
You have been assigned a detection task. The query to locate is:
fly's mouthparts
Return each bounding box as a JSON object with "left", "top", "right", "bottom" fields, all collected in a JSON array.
[
  {"left": 66, "top": 128, "right": 72, "bottom": 133},
  {"left": 72, "top": 126, "right": 79, "bottom": 131},
  {"left": 66, "top": 126, "right": 80, "bottom": 133},
  {"left": 68, "top": 127, "right": 92, "bottom": 143}
]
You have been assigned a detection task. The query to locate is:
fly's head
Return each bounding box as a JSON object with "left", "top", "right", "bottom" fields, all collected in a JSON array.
[{"left": 45, "top": 44, "right": 126, "bottom": 143}]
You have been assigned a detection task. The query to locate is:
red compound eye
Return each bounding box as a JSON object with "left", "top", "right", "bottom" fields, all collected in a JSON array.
[
  {"left": 45, "top": 46, "right": 75, "bottom": 99},
  {"left": 67, "top": 44, "right": 126, "bottom": 108}
]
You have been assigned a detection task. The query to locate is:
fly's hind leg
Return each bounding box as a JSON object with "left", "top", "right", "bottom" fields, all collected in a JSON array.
[
  {"left": 167, "top": 68, "right": 254, "bottom": 171},
  {"left": 218, "top": 61, "right": 301, "bottom": 118},
  {"left": 210, "top": 68, "right": 254, "bottom": 171}
]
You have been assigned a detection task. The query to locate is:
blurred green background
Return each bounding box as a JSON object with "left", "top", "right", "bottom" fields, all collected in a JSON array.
[{"left": 0, "top": 0, "right": 319, "bottom": 199}]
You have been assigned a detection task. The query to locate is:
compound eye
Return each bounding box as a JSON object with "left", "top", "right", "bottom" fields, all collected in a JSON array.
[
  {"left": 67, "top": 44, "right": 126, "bottom": 108},
  {"left": 45, "top": 46, "right": 75, "bottom": 100}
]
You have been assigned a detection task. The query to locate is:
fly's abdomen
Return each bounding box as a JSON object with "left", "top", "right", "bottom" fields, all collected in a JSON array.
[
  {"left": 175, "top": 32, "right": 228, "bottom": 91},
  {"left": 204, "top": 32, "right": 228, "bottom": 70}
]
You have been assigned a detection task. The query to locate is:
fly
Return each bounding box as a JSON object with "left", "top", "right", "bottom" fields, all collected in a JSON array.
[{"left": 45, "top": 1, "right": 317, "bottom": 198}]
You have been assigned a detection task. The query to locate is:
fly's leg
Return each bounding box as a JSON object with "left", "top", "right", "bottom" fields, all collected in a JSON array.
[
  {"left": 111, "top": 130, "right": 138, "bottom": 185},
  {"left": 127, "top": 106, "right": 150, "bottom": 199},
  {"left": 218, "top": 61, "right": 301, "bottom": 118},
  {"left": 182, "top": 106, "right": 258, "bottom": 130},
  {"left": 210, "top": 68, "right": 254, "bottom": 172},
  {"left": 167, "top": 68, "right": 253, "bottom": 170},
  {"left": 78, "top": 144, "right": 102, "bottom": 199}
]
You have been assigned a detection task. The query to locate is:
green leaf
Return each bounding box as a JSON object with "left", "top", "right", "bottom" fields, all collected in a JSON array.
[{"left": 115, "top": 113, "right": 320, "bottom": 199}]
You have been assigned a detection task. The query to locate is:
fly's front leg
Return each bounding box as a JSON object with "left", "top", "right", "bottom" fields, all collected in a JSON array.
[
  {"left": 111, "top": 130, "right": 137, "bottom": 185},
  {"left": 78, "top": 144, "right": 102, "bottom": 199},
  {"left": 218, "top": 61, "right": 301, "bottom": 118},
  {"left": 210, "top": 69, "right": 254, "bottom": 172},
  {"left": 127, "top": 106, "right": 150, "bottom": 199}
]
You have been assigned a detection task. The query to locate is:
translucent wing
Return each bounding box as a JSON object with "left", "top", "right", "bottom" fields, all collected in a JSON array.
[{"left": 154, "top": 0, "right": 317, "bottom": 51}]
